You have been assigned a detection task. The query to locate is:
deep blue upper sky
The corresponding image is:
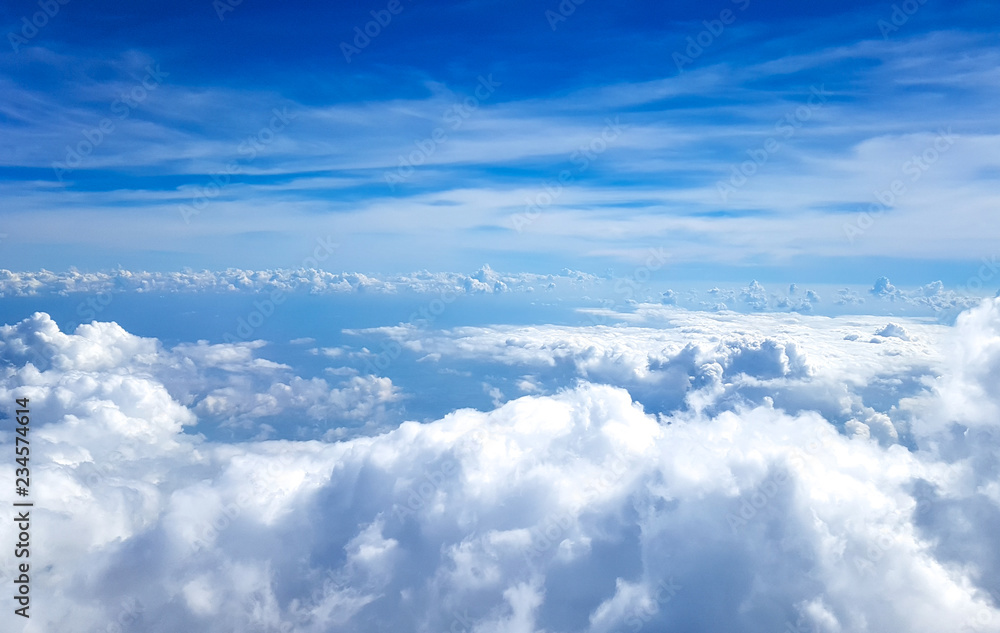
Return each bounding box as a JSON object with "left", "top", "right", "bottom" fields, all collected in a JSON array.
[{"left": 1, "top": 0, "right": 998, "bottom": 283}]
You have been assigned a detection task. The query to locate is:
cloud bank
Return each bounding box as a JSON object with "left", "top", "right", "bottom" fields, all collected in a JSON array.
[
  {"left": 1, "top": 300, "right": 1000, "bottom": 632},
  {"left": 0, "top": 268, "right": 991, "bottom": 320}
]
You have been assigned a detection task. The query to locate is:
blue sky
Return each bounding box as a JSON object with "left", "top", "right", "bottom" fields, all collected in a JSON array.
[{"left": 1, "top": 0, "right": 998, "bottom": 283}]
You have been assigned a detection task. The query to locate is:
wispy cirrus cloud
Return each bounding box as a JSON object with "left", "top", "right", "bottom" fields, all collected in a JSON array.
[{"left": 1, "top": 1, "right": 998, "bottom": 278}]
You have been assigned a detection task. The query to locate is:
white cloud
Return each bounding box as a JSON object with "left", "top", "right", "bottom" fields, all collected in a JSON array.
[
  {"left": 0, "top": 314, "right": 400, "bottom": 441},
  {"left": 0, "top": 301, "right": 999, "bottom": 632},
  {"left": 0, "top": 268, "right": 572, "bottom": 298},
  {"left": 0, "top": 269, "right": 988, "bottom": 318},
  {"left": 874, "top": 322, "right": 912, "bottom": 340},
  {"left": 356, "top": 306, "right": 947, "bottom": 426}
]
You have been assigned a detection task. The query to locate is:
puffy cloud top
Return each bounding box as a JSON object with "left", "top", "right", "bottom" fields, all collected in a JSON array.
[{"left": 1, "top": 300, "right": 1000, "bottom": 632}]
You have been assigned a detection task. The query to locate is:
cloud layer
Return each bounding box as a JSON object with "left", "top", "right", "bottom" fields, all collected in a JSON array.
[
  {"left": 1, "top": 300, "right": 1000, "bottom": 631},
  {"left": 0, "top": 268, "right": 990, "bottom": 321}
]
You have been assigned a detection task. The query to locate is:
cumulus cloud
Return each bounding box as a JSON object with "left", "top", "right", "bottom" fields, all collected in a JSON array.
[
  {"left": 0, "top": 268, "right": 587, "bottom": 298},
  {"left": 0, "top": 314, "right": 401, "bottom": 441},
  {"left": 904, "top": 296, "right": 1000, "bottom": 434},
  {"left": 0, "top": 269, "right": 988, "bottom": 318},
  {"left": 740, "top": 279, "right": 769, "bottom": 311},
  {"left": 1, "top": 301, "right": 999, "bottom": 632},
  {"left": 870, "top": 276, "right": 899, "bottom": 298},
  {"left": 874, "top": 322, "right": 912, "bottom": 341},
  {"left": 194, "top": 374, "right": 400, "bottom": 439},
  {"left": 356, "top": 306, "right": 946, "bottom": 427}
]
